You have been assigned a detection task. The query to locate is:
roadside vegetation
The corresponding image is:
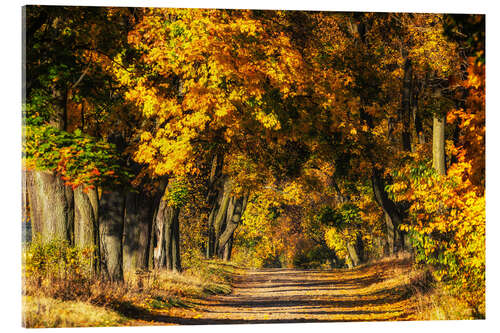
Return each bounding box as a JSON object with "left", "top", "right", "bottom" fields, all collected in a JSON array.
[
  {"left": 22, "top": 237, "right": 237, "bottom": 327},
  {"left": 22, "top": 238, "right": 477, "bottom": 327}
]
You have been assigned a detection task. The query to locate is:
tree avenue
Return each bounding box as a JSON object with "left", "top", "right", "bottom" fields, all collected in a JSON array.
[{"left": 22, "top": 7, "right": 485, "bottom": 318}]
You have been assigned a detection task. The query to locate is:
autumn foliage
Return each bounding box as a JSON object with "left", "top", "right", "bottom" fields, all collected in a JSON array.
[{"left": 22, "top": 6, "right": 485, "bottom": 321}]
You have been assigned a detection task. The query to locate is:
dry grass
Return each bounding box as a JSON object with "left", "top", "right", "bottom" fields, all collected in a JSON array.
[
  {"left": 22, "top": 296, "right": 126, "bottom": 328},
  {"left": 409, "top": 279, "right": 475, "bottom": 320},
  {"left": 124, "top": 260, "right": 239, "bottom": 299},
  {"left": 22, "top": 243, "right": 476, "bottom": 327},
  {"left": 358, "top": 253, "right": 475, "bottom": 320},
  {"left": 22, "top": 241, "right": 237, "bottom": 328}
]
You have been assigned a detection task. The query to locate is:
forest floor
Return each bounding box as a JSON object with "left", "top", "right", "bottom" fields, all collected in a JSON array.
[{"left": 125, "top": 257, "right": 425, "bottom": 325}]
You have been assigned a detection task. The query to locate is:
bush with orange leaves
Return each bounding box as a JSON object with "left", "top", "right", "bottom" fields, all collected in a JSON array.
[{"left": 388, "top": 155, "right": 484, "bottom": 318}]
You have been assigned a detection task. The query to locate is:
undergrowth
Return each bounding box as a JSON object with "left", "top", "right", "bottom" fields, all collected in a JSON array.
[
  {"left": 21, "top": 238, "right": 480, "bottom": 327},
  {"left": 22, "top": 238, "right": 236, "bottom": 327},
  {"left": 364, "top": 254, "right": 479, "bottom": 320}
]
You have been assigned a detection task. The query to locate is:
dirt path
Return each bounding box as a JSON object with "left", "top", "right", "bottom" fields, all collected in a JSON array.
[{"left": 137, "top": 259, "right": 417, "bottom": 325}]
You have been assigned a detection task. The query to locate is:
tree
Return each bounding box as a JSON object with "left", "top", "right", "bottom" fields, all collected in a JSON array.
[
  {"left": 114, "top": 8, "right": 316, "bottom": 261},
  {"left": 24, "top": 6, "right": 138, "bottom": 281}
]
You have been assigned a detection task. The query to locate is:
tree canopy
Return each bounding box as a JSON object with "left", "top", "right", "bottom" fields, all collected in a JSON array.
[{"left": 22, "top": 6, "right": 485, "bottom": 317}]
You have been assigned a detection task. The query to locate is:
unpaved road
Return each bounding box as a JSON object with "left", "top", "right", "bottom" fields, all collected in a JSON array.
[{"left": 141, "top": 259, "right": 416, "bottom": 324}]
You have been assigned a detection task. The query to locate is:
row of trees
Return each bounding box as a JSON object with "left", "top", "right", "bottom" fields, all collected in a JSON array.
[{"left": 23, "top": 6, "right": 484, "bottom": 313}]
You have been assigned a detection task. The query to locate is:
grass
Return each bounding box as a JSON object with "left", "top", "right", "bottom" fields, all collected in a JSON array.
[
  {"left": 22, "top": 240, "right": 477, "bottom": 327},
  {"left": 22, "top": 240, "right": 238, "bottom": 328},
  {"left": 351, "top": 254, "right": 476, "bottom": 320},
  {"left": 22, "top": 261, "right": 236, "bottom": 328},
  {"left": 409, "top": 278, "right": 475, "bottom": 320},
  {"left": 22, "top": 296, "right": 126, "bottom": 328}
]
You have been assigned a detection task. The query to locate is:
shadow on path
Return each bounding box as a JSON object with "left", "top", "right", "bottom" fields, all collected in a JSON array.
[{"left": 131, "top": 259, "right": 414, "bottom": 325}]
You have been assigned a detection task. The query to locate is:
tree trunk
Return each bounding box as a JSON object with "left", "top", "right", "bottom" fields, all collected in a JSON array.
[
  {"left": 347, "top": 243, "right": 360, "bottom": 267},
  {"left": 384, "top": 212, "right": 395, "bottom": 256},
  {"left": 395, "top": 58, "right": 413, "bottom": 249},
  {"left": 74, "top": 186, "right": 97, "bottom": 248},
  {"left": 346, "top": 232, "right": 365, "bottom": 267},
  {"left": 148, "top": 179, "right": 169, "bottom": 270},
  {"left": 401, "top": 58, "right": 413, "bottom": 152},
  {"left": 206, "top": 205, "right": 217, "bottom": 258},
  {"left": 65, "top": 185, "right": 74, "bottom": 244},
  {"left": 165, "top": 209, "right": 173, "bottom": 270},
  {"left": 26, "top": 170, "right": 73, "bottom": 243},
  {"left": 148, "top": 177, "right": 168, "bottom": 268},
  {"left": 25, "top": 171, "right": 40, "bottom": 235},
  {"left": 222, "top": 235, "right": 233, "bottom": 261},
  {"left": 371, "top": 169, "right": 405, "bottom": 253},
  {"left": 153, "top": 198, "right": 168, "bottom": 269},
  {"left": 205, "top": 152, "right": 224, "bottom": 258},
  {"left": 153, "top": 192, "right": 181, "bottom": 272},
  {"left": 170, "top": 207, "right": 181, "bottom": 272},
  {"left": 152, "top": 212, "right": 166, "bottom": 269},
  {"left": 99, "top": 190, "right": 125, "bottom": 282},
  {"left": 217, "top": 194, "right": 249, "bottom": 259},
  {"left": 74, "top": 186, "right": 99, "bottom": 273},
  {"left": 433, "top": 114, "right": 446, "bottom": 176},
  {"left": 87, "top": 187, "right": 99, "bottom": 270},
  {"left": 123, "top": 190, "right": 155, "bottom": 272},
  {"left": 355, "top": 232, "right": 365, "bottom": 263},
  {"left": 211, "top": 177, "right": 232, "bottom": 257},
  {"left": 412, "top": 81, "right": 425, "bottom": 147},
  {"left": 22, "top": 170, "right": 31, "bottom": 242},
  {"left": 216, "top": 196, "right": 235, "bottom": 258},
  {"left": 327, "top": 249, "right": 340, "bottom": 268}
]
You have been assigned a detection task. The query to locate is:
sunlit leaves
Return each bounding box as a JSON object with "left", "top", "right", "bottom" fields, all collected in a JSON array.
[
  {"left": 23, "top": 124, "right": 128, "bottom": 189},
  {"left": 388, "top": 155, "right": 484, "bottom": 314}
]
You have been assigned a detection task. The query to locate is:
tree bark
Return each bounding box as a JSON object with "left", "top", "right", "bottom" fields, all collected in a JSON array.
[
  {"left": 153, "top": 187, "right": 181, "bottom": 272},
  {"left": 206, "top": 205, "right": 217, "bottom": 258},
  {"left": 26, "top": 170, "right": 73, "bottom": 243},
  {"left": 123, "top": 190, "right": 155, "bottom": 272},
  {"left": 346, "top": 232, "right": 365, "bottom": 267},
  {"left": 215, "top": 196, "right": 234, "bottom": 258},
  {"left": 22, "top": 169, "right": 31, "bottom": 242},
  {"left": 222, "top": 235, "right": 233, "bottom": 261},
  {"left": 206, "top": 152, "right": 224, "bottom": 258},
  {"left": 412, "top": 80, "right": 425, "bottom": 147},
  {"left": 433, "top": 114, "right": 446, "bottom": 176},
  {"left": 148, "top": 179, "right": 169, "bottom": 270},
  {"left": 164, "top": 208, "right": 173, "bottom": 270},
  {"left": 74, "top": 185, "right": 99, "bottom": 273},
  {"left": 355, "top": 232, "right": 365, "bottom": 263},
  {"left": 153, "top": 198, "right": 168, "bottom": 269},
  {"left": 347, "top": 242, "right": 360, "bottom": 267},
  {"left": 431, "top": 85, "right": 446, "bottom": 176},
  {"left": 210, "top": 176, "right": 232, "bottom": 257},
  {"left": 383, "top": 212, "right": 395, "bottom": 256},
  {"left": 217, "top": 194, "right": 249, "bottom": 259},
  {"left": 170, "top": 207, "right": 181, "bottom": 272},
  {"left": 25, "top": 171, "right": 40, "bottom": 235},
  {"left": 99, "top": 190, "right": 125, "bottom": 282},
  {"left": 65, "top": 185, "right": 75, "bottom": 244},
  {"left": 371, "top": 169, "right": 405, "bottom": 253},
  {"left": 401, "top": 58, "right": 413, "bottom": 152},
  {"left": 74, "top": 186, "right": 98, "bottom": 248}
]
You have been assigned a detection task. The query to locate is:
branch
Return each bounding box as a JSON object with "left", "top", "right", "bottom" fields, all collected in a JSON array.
[
  {"left": 71, "top": 62, "right": 92, "bottom": 90},
  {"left": 77, "top": 46, "right": 133, "bottom": 73}
]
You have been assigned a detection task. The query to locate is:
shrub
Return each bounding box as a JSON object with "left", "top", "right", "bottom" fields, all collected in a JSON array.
[
  {"left": 22, "top": 236, "right": 95, "bottom": 300},
  {"left": 389, "top": 159, "right": 485, "bottom": 317}
]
